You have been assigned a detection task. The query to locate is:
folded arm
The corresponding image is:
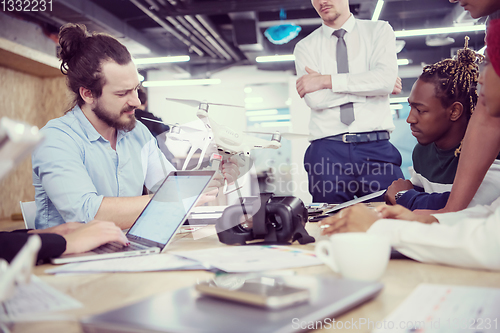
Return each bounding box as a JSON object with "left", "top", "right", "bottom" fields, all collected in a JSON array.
[{"left": 294, "top": 22, "right": 397, "bottom": 110}]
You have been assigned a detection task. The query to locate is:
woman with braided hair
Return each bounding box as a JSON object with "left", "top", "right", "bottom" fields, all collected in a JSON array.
[{"left": 385, "top": 38, "right": 500, "bottom": 210}]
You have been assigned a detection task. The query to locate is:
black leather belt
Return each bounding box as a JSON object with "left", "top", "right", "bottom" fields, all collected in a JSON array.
[{"left": 324, "top": 131, "right": 390, "bottom": 143}]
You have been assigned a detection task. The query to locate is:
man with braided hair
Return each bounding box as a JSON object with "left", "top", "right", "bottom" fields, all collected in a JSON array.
[
  {"left": 317, "top": 20, "right": 500, "bottom": 271},
  {"left": 385, "top": 38, "right": 500, "bottom": 210}
]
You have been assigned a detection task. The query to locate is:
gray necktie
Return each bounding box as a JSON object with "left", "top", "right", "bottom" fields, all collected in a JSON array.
[{"left": 333, "top": 29, "right": 354, "bottom": 125}]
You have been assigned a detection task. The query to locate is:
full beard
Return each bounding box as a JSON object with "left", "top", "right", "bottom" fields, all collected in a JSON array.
[{"left": 93, "top": 102, "right": 136, "bottom": 132}]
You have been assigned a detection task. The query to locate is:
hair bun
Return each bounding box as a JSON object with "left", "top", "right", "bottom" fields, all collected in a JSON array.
[
  {"left": 456, "top": 36, "right": 478, "bottom": 68},
  {"left": 58, "top": 23, "right": 89, "bottom": 74}
]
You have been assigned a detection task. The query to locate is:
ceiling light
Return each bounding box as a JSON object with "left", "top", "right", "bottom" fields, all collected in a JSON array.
[
  {"left": 372, "top": 0, "right": 385, "bottom": 21},
  {"left": 395, "top": 24, "right": 485, "bottom": 38},
  {"left": 244, "top": 87, "right": 253, "bottom": 94},
  {"left": 246, "top": 109, "right": 278, "bottom": 116},
  {"left": 142, "top": 79, "right": 221, "bottom": 87},
  {"left": 398, "top": 59, "right": 410, "bottom": 66},
  {"left": 248, "top": 114, "right": 291, "bottom": 122},
  {"left": 137, "top": 73, "right": 144, "bottom": 82},
  {"left": 255, "top": 55, "right": 295, "bottom": 63},
  {"left": 390, "top": 104, "right": 404, "bottom": 110},
  {"left": 244, "top": 97, "right": 264, "bottom": 104},
  {"left": 390, "top": 97, "right": 409, "bottom": 104},
  {"left": 133, "top": 55, "right": 190, "bottom": 65},
  {"left": 478, "top": 45, "right": 486, "bottom": 55},
  {"left": 261, "top": 121, "right": 291, "bottom": 128}
]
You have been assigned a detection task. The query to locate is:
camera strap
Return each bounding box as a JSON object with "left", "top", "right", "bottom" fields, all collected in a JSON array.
[{"left": 292, "top": 223, "right": 315, "bottom": 245}]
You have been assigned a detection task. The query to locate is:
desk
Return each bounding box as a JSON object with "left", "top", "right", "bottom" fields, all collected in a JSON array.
[{"left": 4, "top": 222, "right": 500, "bottom": 333}]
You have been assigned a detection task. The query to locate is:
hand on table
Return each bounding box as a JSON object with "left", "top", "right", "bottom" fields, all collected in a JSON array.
[
  {"left": 385, "top": 179, "right": 414, "bottom": 205},
  {"left": 318, "top": 204, "right": 382, "bottom": 235},
  {"left": 377, "top": 204, "right": 438, "bottom": 224}
]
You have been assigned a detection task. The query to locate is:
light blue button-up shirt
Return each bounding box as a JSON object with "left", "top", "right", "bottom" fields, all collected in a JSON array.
[{"left": 32, "top": 106, "right": 175, "bottom": 229}]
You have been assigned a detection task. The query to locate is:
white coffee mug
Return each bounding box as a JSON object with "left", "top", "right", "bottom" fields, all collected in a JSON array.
[{"left": 315, "top": 233, "right": 391, "bottom": 281}]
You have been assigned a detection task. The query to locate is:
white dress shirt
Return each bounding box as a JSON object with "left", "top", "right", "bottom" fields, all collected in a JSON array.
[
  {"left": 367, "top": 197, "right": 500, "bottom": 270},
  {"left": 294, "top": 15, "right": 398, "bottom": 140}
]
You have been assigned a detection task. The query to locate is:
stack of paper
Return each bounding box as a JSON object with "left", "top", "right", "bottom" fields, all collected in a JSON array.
[
  {"left": 173, "top": 245, "right": 322, "bottom": 273},
  {"left": 46, "top": 254, "right": 203, "bottom": 274}
]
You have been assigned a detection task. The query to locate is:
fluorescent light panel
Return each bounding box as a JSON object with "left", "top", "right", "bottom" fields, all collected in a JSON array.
[
  {"left": 397, "top": 59, "right": 410, "bottom": 66},
  {"left": 244, "top": 97, "right": 264, "bottom": 104},
  {"left": 371, "top": 0, "right": 385, "bottom": 21},
  {"left": 133, "top": 55, "right": 190, "bottom": 65},
  {"left": 395, "top": 24, "right": 485, "bottom": 38},
  {"left": 248, "top": 114, "right": 291, "bottom": 122},
  {"left": 256, "top": 54, "right": 409, "bottom": 66},
  {"left": 390, "top": 97, "right": 409, "bottom": 104},
  {"left": 261, "top": 121, "right": 291, "bottom": 128},
  {"left": 246, "top": 109, "right": 278, "bottom": 116},
  {"left": 256, "top": 55, "right": 295, "bottom": 63},
  {"left": 390, "top": 104, "right": 403, "bottom": 110},
  {"left": 142, "top": 79, "right": 221, "bottom": 87}
]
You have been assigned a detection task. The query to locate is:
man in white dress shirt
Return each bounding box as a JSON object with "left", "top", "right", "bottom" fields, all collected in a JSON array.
[{"left": 294, "top": 0, "right": 403, "bottom": 203}]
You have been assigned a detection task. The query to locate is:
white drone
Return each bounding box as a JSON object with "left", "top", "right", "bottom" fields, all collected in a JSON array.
[{"left": 163, "top": 97, "right": 307, "bottom": 171}]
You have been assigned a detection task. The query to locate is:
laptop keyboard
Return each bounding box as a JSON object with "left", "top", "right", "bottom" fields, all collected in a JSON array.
[{"left": 93, "top": 242, "right": 147, "bottom": 254}]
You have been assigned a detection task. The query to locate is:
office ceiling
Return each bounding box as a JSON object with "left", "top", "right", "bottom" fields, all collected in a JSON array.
[{"left": 15, "top": 0, "right": 486, "bottom": 87}]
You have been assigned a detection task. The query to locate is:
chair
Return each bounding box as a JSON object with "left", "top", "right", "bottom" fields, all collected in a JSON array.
[{"left": 19, "top": 201, "right": 37, "bottom": 229}]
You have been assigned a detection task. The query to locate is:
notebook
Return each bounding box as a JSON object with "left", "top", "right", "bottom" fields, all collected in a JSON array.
[
  {"left": 324, "top": 190, "right": 386, "bottom": 214},
  {"left": 51, "top": 170, "right": 215, "bottom": 264}
]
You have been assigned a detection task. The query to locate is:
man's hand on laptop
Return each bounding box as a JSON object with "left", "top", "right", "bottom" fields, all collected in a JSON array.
[{"left": 62, "top": 220, "right": 129, "bottom": 255}]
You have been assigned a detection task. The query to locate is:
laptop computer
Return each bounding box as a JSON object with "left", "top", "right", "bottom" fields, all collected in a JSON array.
[
  {"left": 51, "top": 170, "right": 215, "bottom": 264},
  {"left": 81, "top": 275, "right": 383, "bottom": 333}
]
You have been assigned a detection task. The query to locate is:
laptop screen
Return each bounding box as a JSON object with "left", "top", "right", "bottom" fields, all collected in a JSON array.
[{"left": 127, "top": 170, "right": 215, "bottom": 247}]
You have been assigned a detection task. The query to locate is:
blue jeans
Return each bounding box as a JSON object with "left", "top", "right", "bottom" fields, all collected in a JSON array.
[{"left": 304, "top": 138, "right": 403, "bottom": 203}]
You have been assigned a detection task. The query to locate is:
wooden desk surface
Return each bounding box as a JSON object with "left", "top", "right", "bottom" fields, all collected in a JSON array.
[{"left": 5, "top": 222, "right": 500, "bottom": 333}]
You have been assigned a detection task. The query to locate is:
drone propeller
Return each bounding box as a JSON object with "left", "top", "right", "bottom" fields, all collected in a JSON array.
[
  {"left": 165, "top": 97, "right": 244, "bottom": 108},
  {"left": 244, "top": 131, "right": 310, "bottom": 139},
  {"left": 140, "top": 117, "right": 202, "bottom": 133}
]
